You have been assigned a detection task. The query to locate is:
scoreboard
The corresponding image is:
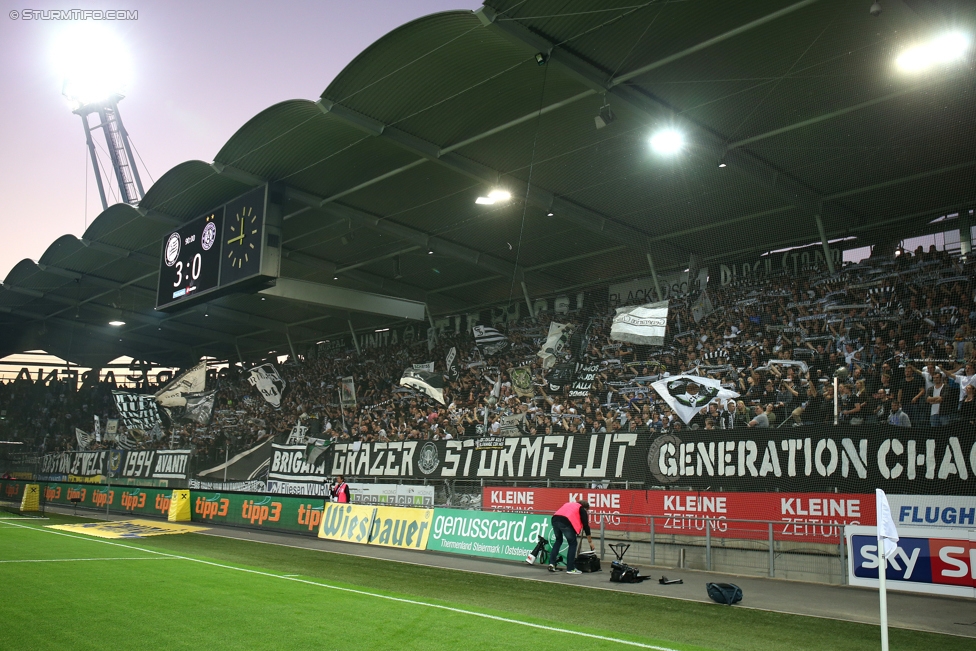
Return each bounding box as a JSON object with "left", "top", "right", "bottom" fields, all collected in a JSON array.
[
  {"left": 157, "top": 209, "right": 223, "bottom": 309},
  {"left": 156, "top": 185, "right": 279, "bottom": 311}
]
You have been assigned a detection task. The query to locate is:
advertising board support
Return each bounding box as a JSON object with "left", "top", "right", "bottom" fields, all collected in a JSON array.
[
  {"left": 599, "top": 517, "right": 605, "bottom": 560},
  {"left": 706, "top": 519, "right": 712, "bottom": 571},
  {"left": 838, "top": 525, "right": 846, "bottom": 585},
  {"left": 650, "top": 516, "right": 655, "bottom": 566}
]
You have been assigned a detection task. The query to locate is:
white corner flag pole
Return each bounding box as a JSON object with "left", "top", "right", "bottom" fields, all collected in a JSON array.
[
  {"left": 879, "top": 539, "right": 889, "bottom": 651},
  {"left": 876, "top": 488, "right": 898, "bottom": 651}
]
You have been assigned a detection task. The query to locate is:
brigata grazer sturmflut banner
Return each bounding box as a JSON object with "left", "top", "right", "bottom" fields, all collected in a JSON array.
[{"left": 327, "top": 427, "right": 975, "bottom": 494}]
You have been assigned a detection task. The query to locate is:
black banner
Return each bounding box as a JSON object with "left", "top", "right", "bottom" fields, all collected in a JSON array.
[
  {"left": 119, "top": 450, "right": 191, "bottom": 480},
  {"left": 38, "top": 449, "right": 190, "bottom": 480},
  {"left": 645, "top": 425, "right": 975, "bottom": 494},
  {"left": 328, "top": 434, "right": 643, "bottom": 481},
  {"left": 325, "top": 426, "right": 975, "bottom": 494},
  {"left": 268, "top": 443, "right": 329, "bottom": 485}
]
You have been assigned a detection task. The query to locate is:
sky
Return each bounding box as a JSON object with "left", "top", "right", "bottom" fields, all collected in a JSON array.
[{"left": 0, "top": 0, "right": 478, "bottom": 280}]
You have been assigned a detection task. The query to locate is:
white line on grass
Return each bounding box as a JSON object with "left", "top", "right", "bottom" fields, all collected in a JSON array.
[
  {"left": 0, "top": 520, "right": 679, "bottom": 651},
  {"left": 0, "top": 557, "right": 174, "bottom": 564},
  {"left": 0, "top": 516, "right": 49, "bottom": 520}
]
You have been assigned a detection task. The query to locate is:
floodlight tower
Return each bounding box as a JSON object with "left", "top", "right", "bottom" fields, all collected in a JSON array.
[{"left": 72, "top": 93, "right": 145, "bottom": 211}]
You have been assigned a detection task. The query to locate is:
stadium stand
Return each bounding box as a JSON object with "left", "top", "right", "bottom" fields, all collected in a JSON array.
[{"left": 3, "top": 243, "right": 973, "bottom": 462}]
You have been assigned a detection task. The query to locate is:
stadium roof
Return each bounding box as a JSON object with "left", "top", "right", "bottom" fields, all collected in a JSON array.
[{"left": 2, "top": 0, "right": 974, "bottom": 368}]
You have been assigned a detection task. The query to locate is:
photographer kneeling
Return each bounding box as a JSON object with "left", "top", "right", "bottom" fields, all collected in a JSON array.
[{"left": 548, "top": 499, "right": 594, "bottom": 575}]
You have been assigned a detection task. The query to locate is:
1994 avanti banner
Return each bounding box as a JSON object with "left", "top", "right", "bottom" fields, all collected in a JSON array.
[
  {"left": 328, "top": 427, "right": 976, "bottom": 494},
  {"left": 38, "top": 449, "right": 191, "bottom": 482}
]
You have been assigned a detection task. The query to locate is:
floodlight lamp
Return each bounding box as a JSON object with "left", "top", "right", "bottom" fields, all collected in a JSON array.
[
  {"left": 108, "top": 320, "right": 125, "bottom": 327},
  {"left": 594, "top": 104, "right": 615, "bottom": 129},
  {"left": 650, "top": 129, "right": 684, "bottom": 155},
  {"left": 487, "top": 189, "right": 511, "bottom": 201},
  {"left": 896, "top": 32, "right": 970, "bottom": 73},
  {"left": 53, "top": 23, "right": 132, "bottom": 109},
  {"left": 535, "top": 53, "right": 547, "bottom": 66},
  {"left": 475, "top": 196, "right": 495, "bottom": 205}
]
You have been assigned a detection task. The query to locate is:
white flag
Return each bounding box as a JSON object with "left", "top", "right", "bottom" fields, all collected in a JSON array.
[
  {"left": 155, "top": 361, "right": 207, "bottom": 407},
  {"left": 876, "top": 489, "right": 899, "bottom": 559},
  {"left": 537, "top": 322, "right": 573, "bottom": 369},
  {"left": 611, "top": 301, "right": 668, "bottom": 346},
  {"left": 651, "top": 374, "right": 738, "bottom": 425}
]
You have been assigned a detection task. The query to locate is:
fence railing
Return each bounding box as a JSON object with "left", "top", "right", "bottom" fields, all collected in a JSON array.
[{"left": 490, "top": 508, "right": 848, "bottom": 585}]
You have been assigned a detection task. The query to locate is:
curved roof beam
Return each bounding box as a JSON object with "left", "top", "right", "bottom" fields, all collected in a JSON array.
[
  {"left": 315, "top": 99, "right": 668, "bottom": 256},
  {"left": 209, "top": 164, "right": 557, "bottom": 287},
  {"left": 477, "top": 2, "right": 855, "bottom": 227}
]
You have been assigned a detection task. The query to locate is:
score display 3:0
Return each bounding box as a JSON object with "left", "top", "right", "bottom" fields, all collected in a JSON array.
[
  {"left": 171, "top": 251, "right": 203, "bottom": 288},
  {"left": 156, "top": 208, "right": 223, "bottom": 309}
]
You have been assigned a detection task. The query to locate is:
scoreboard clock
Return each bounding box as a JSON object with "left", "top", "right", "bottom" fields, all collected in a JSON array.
[
  {"left": 220, "top": 186, "right": 267, "bottom": 286},
  {"left": 155, "top": 184, "right": 280, "bottom": 311},
  {"left": 156, "top": 208, "right": 223, "bottom": 310}
]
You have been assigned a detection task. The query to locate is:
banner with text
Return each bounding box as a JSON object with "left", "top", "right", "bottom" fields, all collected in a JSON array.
[
  {"left": 426, "top": 508, "right": 558, "bottom": 562},
  {"left": 846, "top": 525, "right": 975, "bottom": 598},
  {"left": 483, "top": 487, "right": 871, "bottom": 543}
]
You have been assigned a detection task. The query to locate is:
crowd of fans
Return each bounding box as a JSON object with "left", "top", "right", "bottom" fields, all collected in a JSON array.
[{"left": 2, "top": 244, "right": 974, "bottom": 462}]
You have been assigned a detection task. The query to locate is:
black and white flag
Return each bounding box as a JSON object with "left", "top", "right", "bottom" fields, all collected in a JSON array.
[
  {"left": 651, "top": 374, "right": 739, "bottom": 425},
  {"left": 303, "top": 439, "right": 332, "bottom": 466},
  {"left": 247, "top": 364, "right": 286, "bottom": 408},
  {"left": 75, "top": 428, "right": 95, "bottom": 450},
  {"left": 537, "top": 322, "right": 573, "bottom": 369},
  {"left": 399, "top": 367, "right": 446, "bottom": 405},
  {"left": 112, "top": 391, "right": 161, "bottom": 431},
  {"left": 339, "top": 376, "right": 357, "bottom": 408},
  {"left": 690, "top": 292, "right": 714, "bottom": 323},
  {"left": 446, "top": 347, "right": 460, "bottom": 382},
  {"left": 155, "top": 361, "right": 207, "bottom": 407},
  {"left": 611, "top": 300, "right": 669, "bottom": 346},
  {"left": 472, "top": 325, "right": 509, "bottom": 356},
  {"left": 545, "top": 362, "right": 577, "bottom": 392},
  {"left": 183, "top": 391, "right": 216, "bottom": 425},
  {"left": 568, "top": 362, "right": 601, "bottom": 398}
]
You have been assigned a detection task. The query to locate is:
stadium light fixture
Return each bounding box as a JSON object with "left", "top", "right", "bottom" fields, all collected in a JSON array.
[
  {"left": 108, "top": 320, "right": 125, "bottom": 327},
  {"left": 896, "top": 32, "right": 970, "bottom": 73},
  {"left": 53, "top": 23, "right": 132, "bottom": 109},
  {"left": 650, "top": 129, "right": 684, "bottom": 155},
  {"left": 475, "top": 189, "right": 512, "bottom": 205},
  {"left": 594, "top": 104, "right": 615, "bottom": 129}
]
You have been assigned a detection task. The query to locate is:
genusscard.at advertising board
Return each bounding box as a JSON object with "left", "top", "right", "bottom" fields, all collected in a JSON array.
[{"left": 426, "top": 509, "right": 551, "bottom": 561}]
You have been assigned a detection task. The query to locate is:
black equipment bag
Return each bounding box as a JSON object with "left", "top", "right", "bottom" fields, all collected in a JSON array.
[
  {"left": 610, "top": 560, "right": 648, "bottom": 583},
  {"left": 706, "top": 582, "right": 743, "bottom": 605},
  {"left": 575, "top": 552, "right": 601, "bottom": 573}
]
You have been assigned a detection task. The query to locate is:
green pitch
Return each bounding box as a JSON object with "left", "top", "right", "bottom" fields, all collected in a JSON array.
[{"left": 0, "top": 514, "right": 968, "bottom": 651}]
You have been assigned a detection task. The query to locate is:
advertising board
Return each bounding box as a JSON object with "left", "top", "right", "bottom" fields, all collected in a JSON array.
[
  {"left": 426, "top": 508, "right": 563, "bottom": 563},
  {"left": 886, "top": 495, "right": 976, "bottom": 529},
  {"left": 190, "top": 491, "right": 325, "bottom": 534},
  {"left": 484, "top": 487, "right": 871, "bottom": 543},
  {"left": 846, "top": 525, "right": 975, "bottom": 598}
]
